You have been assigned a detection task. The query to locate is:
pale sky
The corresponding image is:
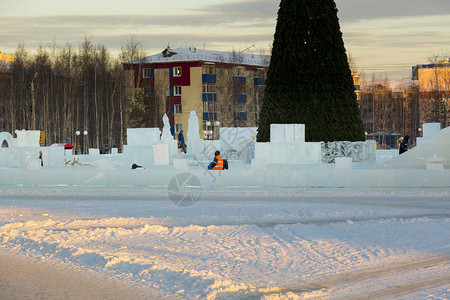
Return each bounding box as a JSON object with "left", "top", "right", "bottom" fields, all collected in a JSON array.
[{"left": 1, "top": 0, "right": 450, "bottom": 80}]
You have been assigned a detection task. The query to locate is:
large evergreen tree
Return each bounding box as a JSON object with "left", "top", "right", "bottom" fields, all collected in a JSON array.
[{"left": 257, "top": 0, "right": 365, "bottom": 142}]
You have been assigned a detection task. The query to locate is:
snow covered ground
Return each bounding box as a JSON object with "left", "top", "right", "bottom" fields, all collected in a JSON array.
[{"left": 0, "top": 186, "right": 449, "bottom": 299}]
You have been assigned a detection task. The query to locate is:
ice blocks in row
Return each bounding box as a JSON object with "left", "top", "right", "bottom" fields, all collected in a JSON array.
[{"left": 270, "top": 124, "right": 305, "bottom": 143}]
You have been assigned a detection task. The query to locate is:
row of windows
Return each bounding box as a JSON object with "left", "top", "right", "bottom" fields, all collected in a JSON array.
[
  {"left": 171, "top": 85, "right": 255, "bottom": 96},
  {"left": 174, "top": 102, "right": 247, "bottom": 120},
  {"left": 143, "top": 66, "right": 266, "bottom": 79},
  {"left": 204, "top": 64, "right": 266, "bottom": 78},
  {"left": 143, "top": 66, "right": 182, "bottom": 78}
]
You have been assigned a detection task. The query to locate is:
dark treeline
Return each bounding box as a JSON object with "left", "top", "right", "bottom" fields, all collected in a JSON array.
[{"left": 0, "top": 37, "right": 146, "bottom": 153}]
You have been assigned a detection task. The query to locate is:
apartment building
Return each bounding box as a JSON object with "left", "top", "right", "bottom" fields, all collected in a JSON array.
[
  {"left": 412, "top": 61, "right": 450, "bottom": 127},
  {"left": 124, "top": 46, "right": 269, "bottom": 139}
]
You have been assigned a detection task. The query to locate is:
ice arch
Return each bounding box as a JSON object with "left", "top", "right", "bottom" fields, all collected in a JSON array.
[{"left": 0, "top": 132, "right": 15, "bottom": 148}]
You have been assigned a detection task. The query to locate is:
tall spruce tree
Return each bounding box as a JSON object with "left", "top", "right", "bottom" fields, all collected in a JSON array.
[{"left": 257, "top": 0, "right": 365, "bottom": 142}]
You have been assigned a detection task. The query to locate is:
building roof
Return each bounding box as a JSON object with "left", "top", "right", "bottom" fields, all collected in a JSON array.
[
  {"left": 360, "top": 80, "right": 418, "bottom": 92},
  {"left": 411, "top": 60, "right": 450, "bottom": 79},
  {"left": 126, "top": 47, "right": 270, "bottom": 67}
]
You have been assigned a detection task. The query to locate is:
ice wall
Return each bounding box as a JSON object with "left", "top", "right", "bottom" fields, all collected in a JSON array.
[
  {"left": 2, "top": 163, "right": 450, "bottom": 188},
  {"left": 0, "top": 132, "right": 16, "bottom": 148},
  {"left": 153, "top": 144, "right": 169, "bottom": 165},
  {"left": 416, "top": 122, "right": 441, "bottom": 146},
  {"left": 203, "top": 140, "right": 220, "bottom": 160},
  {"left": 254, "top": 124, "right": 321, "bottom": 165},
  {"left": 220, "top": 127, "right": 256, "bottom": 163},
  {"left": 123, "top": 128, "right": 160, "bottom": 168},
  {"left": 321, "top": 141, "right": 376, "bottom": 163},
  {"left": 126, "top": 128, "right": 160, "bottom": 146},
  {"left": 0, "top": 131, "right": 41, "bottom": 168}
]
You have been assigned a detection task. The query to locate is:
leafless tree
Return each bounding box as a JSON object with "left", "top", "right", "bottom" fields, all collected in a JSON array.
[{"left": 0, "top": 39, "right": 144, "bottom": 153}]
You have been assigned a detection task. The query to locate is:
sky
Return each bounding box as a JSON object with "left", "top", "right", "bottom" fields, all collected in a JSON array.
[{"left": 1, "top": 0, "right": 450, "bottom": 81}]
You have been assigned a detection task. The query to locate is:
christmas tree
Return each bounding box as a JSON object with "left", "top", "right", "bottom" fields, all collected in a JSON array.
[{"left": 257, "top": 0, "right": 365, "bottom": 142}]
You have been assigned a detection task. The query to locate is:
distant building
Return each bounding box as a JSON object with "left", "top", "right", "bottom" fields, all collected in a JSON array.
[
  {"left": 0, "top": 51, "right": 13, "bottom": 62},
  {"left": 352, "top": 73, "right": 361, "bottom": 102},
  {"left": 412, "top": 61, "right": 450, "bottom": 127},
  {"left": 359, "top": 81, "right": 420, "bottom": 148},
  {"left": 124, "top": 46, "right": 269, "bottom": 140}
]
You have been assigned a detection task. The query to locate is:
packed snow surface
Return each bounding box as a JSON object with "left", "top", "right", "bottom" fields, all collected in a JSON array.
[{"left": 0, "top": 187, "right": 449, "bottom": 299}]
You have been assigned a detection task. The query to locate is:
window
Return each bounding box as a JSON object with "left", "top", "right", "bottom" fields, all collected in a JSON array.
[
  {"left": 202, "top": 83, "right": 216, "bottom": 93},
  {"left": 203, "top": 101, "right": 216, "bottom": 112},
  {"left": 235, "top": 102, "right": 246, "bottom": 112},
  {"left": 234, "top": 66, "right": 245, "bottom": 76},
  {"left": 202, "top": 64, "right": 215, "bottom": 74},
  {"left": 143, "top": 68, "right": 153, "bottom": 78},
  {"left": 234, "top": 111, "right": 247, "bottom": 121},
  {"left": 234, "top": 76, "right": 246, "bottom": 85},
  {"left": 174, "top": 86, "right": 182, "bottom": 96},
  {"left": 174, "top": 104, "right": 182, "bottom": 114},
  {"left": 175, "top": 124, "right": 182, "bottom": 133},
  {"left": 173, "top": 66, "right": 182, "bottom": 77},
  {"left": 255, "top": 68, "right": 265, "bottom": 78}
]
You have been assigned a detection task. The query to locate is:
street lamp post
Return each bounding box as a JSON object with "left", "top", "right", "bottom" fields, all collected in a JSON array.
[
  {"left": 83, "top": 130, "right": 88, "bottom": 154},
  {"left": 76, "top": 130, "right": 88, "bottom": 154},
  {"left": 75, "top": 131, "right": 81, "bottom": 154}
]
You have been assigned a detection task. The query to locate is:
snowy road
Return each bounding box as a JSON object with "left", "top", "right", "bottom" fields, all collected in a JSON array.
[{"left": 0, "top": 187, "right": 449, "bottom": 299}]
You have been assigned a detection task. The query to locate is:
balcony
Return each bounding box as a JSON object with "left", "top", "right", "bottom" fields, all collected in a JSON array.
[
  {"left": 234, "top": 76, "right": 246, "bottom": 85},
  {"left": 202, "top": 74, "right": 216, "bottom": 84},
  {"left": 203, "top": 112, "right": 217, "bottom": 121},
  {"left": 234, "top": 112, "right": 247, "bottom": 121},
  {"left": 254, "top": 78, "right": 265, "bottom": 86},
  {"left": 202, "top": 93, "right": 217, "bottom": 102},
  {"left": 235, "top": 94, "right": 247, "bottom": 103}
]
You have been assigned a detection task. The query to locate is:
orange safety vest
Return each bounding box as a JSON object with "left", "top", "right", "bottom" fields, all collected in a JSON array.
[{"left": 213, "top": 155, "right": 224, "bottom": 170}]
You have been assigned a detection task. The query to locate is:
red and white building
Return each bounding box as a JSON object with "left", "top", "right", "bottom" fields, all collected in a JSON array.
[{"left": 124, "top": 46, "right": 269, "bottom": 139}]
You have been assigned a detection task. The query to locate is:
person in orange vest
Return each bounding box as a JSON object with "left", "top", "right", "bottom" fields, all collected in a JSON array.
[{"left": 208, "top": 151, "right": 228, "bottom": 170}]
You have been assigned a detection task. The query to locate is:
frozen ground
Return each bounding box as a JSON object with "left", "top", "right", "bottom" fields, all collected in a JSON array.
[{"left": 0, "top": 186, "right": 449, "bottom": 299}]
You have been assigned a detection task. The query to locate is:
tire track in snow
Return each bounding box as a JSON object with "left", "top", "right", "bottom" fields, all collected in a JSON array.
[
  {"left": 349, "top": 273, "right": 450, "bottom": 300},
  {"left": 284, "top": 253, "right": 450, "bottom": 298}
]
